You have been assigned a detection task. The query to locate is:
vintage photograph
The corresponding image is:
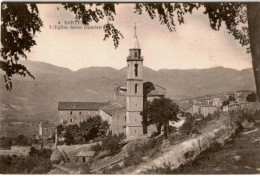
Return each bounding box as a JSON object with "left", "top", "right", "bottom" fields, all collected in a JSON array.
[{"left": 0, "top": 1, "right": 260, "bottom": 174}]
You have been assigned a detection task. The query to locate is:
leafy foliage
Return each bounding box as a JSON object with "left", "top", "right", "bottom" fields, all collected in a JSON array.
[
  {"left": 62, "top": 3, "right": 123, "bottom": 49},
  {"left": 246, "top": 92, "right": 257, "bottom": 102},
  {"left": 1, "top": 2, "right": 43, "bottom": 90},
  {"left": 141, "top": 97, "right": 179, "bottom": 138},
  {"left": 0, "top": 147, "right": 52, "bottom": 174},
  {"left": 124, "top": 137, "right": 162, "bottom": 167},
  {"left": 64, "top": 115, "right": 110, "bottom": 145},
  {"left": 0, "top": 135, "right": 37, "bottom": 147},
  {"left": 101, "top": 133, "right": 125, "bottom": 154}
]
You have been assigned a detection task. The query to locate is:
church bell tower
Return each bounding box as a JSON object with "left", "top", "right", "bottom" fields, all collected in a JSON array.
[{"left": 126, "top": 24, "right": 144, "bottom": 137}]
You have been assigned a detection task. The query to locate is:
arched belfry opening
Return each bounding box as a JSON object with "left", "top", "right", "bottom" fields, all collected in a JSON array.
[
  {"left": 134, "top": 64, "right": 138, "bottom": 76},
  {"left": 135, "top": 83, "right": 138, "bottom": 93}
]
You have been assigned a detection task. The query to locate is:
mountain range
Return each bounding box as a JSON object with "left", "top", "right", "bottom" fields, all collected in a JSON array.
[{"left": 0, "top": 60, "right": 256, "bottom": 122}]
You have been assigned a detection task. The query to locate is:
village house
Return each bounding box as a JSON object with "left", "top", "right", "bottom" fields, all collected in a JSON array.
[
  {"left": 192, "top": 104, "right": 218, "bottom": 117},
  {"left": 223, "top": 102, "right": 260, "bottom": 113},
  {"left": 58, "top": 102, "right": 108, "bottom": 126},
  {"left": 39, "top": 122, "right": 56, "bottom": 139}
]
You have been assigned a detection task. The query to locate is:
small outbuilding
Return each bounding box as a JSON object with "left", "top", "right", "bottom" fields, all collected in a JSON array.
[{"left": 75, "top": 150, "right": 95, "bottom": 163}]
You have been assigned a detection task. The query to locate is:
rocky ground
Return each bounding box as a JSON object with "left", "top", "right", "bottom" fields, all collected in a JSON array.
[{"left": 171, "top": 119, "right": 260, "bottom": 174}]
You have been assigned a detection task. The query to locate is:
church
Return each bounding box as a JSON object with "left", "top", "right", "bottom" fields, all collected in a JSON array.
[{"left": 58, "top": 25, "right": 166, "bottom": 138}]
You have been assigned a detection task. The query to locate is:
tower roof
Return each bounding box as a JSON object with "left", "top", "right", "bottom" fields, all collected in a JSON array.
[{"left": 132, "top": 23, "right": 140, "bottom": 49}]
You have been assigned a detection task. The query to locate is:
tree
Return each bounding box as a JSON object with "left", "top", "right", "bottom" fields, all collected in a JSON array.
[
  {"left": 1, "top": 3, "right": 43, "bottom": 90},
  {"left": 1, "top": 2, "right": 260, "bottom": 98},
  {"left": 222, "top": 99, "right": 230, "bottom": 107},
  {"left": 63, "top": 115, "right": 110, "bottom": 145},
  {"left": 79, "top": 115, "right": 110, "bottom": 141},
  {"left": 141, "top": 97, "right": 179, "bottom": 138},
  {"left": 246, "top": 92, "right": 257, "bottom": 102},
  {"left": 101, "top": 133, "right": 125, "bottom": 154}
]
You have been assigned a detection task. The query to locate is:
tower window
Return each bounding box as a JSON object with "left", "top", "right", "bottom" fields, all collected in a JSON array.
[
  {"left": 135, "top": 84, "right": 138, "bottom": 93},
  {"left": 79, "top": 111, "right": 81, "bottom": 115},
  {"left": 70, "top": 111, "right": 72, "bottom": 115},
  {"left": 70, "top": 119, "right": 72, "bottom": 123},
  {"left": 135, "top": 52, "right": 138, "bottom": 57},
  {"left": 134, "top": 64, "right": 138, "bottom": 76}
]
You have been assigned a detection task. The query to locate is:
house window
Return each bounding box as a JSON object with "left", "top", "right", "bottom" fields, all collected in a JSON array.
[
  {"left": 134, "top": 64, "right": 138, "bottom": 76},
  {"left": 135, "top": 84, "right": 138, "bottom": 93},
  {"left": 70, "top": 111, "right": 72, "bottom": 115},
  {"left": 125, "top": 116, "right": 126, "bottom": 121},
  {"left": 70, "top": 119, "right": 72, "bottom": 123}
]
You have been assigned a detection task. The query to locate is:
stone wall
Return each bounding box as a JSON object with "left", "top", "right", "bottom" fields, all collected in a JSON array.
[
  {"left": 59, "top": 110, "right": 99, "bottom": 126},
  {"left": 130, "top": 117, "right": 238, "bottom": 174}
]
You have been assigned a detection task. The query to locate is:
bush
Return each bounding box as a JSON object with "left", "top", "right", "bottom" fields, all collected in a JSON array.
[
  {"left": 101, "top": 133, "right": 125, "bottom": 154},
  {"left": 124, "top": 138, "right": 162, "bottom": 167},
  {"left": 150, "top": 131, "right": 159, "bottom": 138},
  {"left": 80, "top": 162, "right": 91, "bottom": 174},
  {"left": 91, "top": 143, "right": 102, "bottom": 155},
  {"left": 228, "top": 109, "right": 257, "bottom": 129},
  {"left": 0, "top": 147, "right": 53, "bottom": 174}
]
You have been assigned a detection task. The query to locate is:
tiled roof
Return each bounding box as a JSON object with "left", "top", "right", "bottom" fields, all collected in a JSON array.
[
  {"left": 115, "top": 81, "right": 166, "bottom": 96},
  {"left": 58, "top": 102, "right": 108, "bottom": 110},
  {"left": 100, "top": 103, "right": 126, "bottom": 116},
  {"left": 76, "top": 150, "right": 95, "bottom": 157}
]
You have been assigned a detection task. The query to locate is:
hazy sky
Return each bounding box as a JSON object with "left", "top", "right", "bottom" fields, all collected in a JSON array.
[{"left": 26, "top": 3, "right": 252, "bottom": 71}]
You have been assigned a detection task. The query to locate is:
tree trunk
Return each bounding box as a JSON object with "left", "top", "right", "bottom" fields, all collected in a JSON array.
[
  {"left": 156, "top": 123, "right": 162, "bottom": 135},
  {"left": 247, "top": 3, "right": 260, "bottom": 100},
  {"left": 163, "top": 121, "right": 169, "bottom": 139}
]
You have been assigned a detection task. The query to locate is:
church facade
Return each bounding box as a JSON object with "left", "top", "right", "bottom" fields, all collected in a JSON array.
[{"left": 58, "top": 25, "right": 166, "bottom": 138}]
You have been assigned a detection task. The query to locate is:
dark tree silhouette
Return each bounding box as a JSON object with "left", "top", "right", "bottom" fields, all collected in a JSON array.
[
  {"left": 1, "top": 3, "right": 43, "bottom": 90},
  {"left": 246, "top": 92, "right": 257, "bottom": 102},
  {"left": 1, "top": 2, "right": 260, "bottom": 97},
  {"left": 141, "top": 97, "right": 179, "bottom": 138}
]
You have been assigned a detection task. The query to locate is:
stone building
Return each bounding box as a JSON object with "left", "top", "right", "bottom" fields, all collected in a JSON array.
[
  {"left": 99, "top": 103, "right": 126, "bottom": 135},
  {"left": 192, "top": 104, "right": 218, "bottom": 117},
  {"left": 39, "top": 122, "right": 56, "bottom": 139},
  {"left": 58, "top": 102, "right": 108, "bottom": 126},
  {"left": 200, "top": 105, "right": 218, "bottom": 117},
  {"left": 223, "top": 102, "right": 260, "bottom": 113}
]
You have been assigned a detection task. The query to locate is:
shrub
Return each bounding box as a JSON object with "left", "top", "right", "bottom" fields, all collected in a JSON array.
[
  {"left": 91, "top": 143, "right": 102, "bottom": 155},
  {"left": 150, "top": 131, "right": 160, "bottom": 138},
  {"left": 124, "top": 137, "right": 162, "bottom": 167},
  {"left": 101, "top": 133, "right": 125, "bottom": 154},
  {"left": 80, "top": 162, "right": 91, "bottom": 174},
  {"left": 0, "top": 147, "right": 52, "bottom": 174}
]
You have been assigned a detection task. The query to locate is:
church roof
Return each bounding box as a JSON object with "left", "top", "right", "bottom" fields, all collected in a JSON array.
[
  {"left": 100, "top": 103, "right": 126, "bottom": 116},
  {"left": 116, "top": 81, "right": 166, "bottom": 97},
  {"left": 58, "top": 102, "right": 109, "bottom": 110}
]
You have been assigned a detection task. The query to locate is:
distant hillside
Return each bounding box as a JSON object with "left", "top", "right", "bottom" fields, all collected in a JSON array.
[{"left": 0, "top": 60, "right": 256, "bottom": 122}]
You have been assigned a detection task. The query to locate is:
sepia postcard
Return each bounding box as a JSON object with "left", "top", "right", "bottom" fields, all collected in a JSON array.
[{"left": 0, "top": 0, "right": 260, "bottom": 175}]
